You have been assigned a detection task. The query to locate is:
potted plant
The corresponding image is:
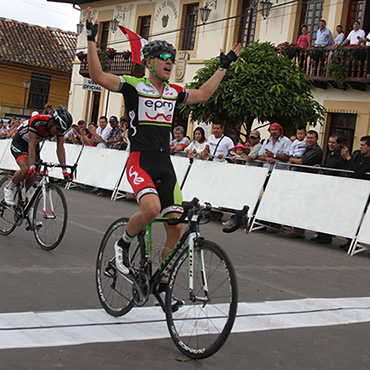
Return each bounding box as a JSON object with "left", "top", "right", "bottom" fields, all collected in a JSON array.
[
  {"left": 106, "top": 48, "right": 117, "bottom": 60},
  {"left": 276, "top": 42, "right": 299, "bottom": 59},
  {"left": 99, "top": 49, "right": 108, "bottom": 69},
  {"left": 76, "top": 51, "right": 87, "bottom": 62}
]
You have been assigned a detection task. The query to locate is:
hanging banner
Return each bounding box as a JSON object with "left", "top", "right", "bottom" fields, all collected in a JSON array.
[{"left": 82, "top": 78, "right": 102, "bottom": 92}]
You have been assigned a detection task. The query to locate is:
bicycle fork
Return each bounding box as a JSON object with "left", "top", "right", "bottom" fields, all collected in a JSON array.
[
  {"left": 188, "top": 233, "right": 210, "bottom": 305},
  {"left": 41, "top": 183, "right": 56, "bottom": 220}
]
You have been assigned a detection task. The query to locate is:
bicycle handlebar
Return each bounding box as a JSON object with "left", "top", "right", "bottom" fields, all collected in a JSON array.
[
  {"left": 35, "top": 160, "right": 78, "bottom": 174},
  {"left": 167, "top": 197, "right": 249, "bottom": 233}
]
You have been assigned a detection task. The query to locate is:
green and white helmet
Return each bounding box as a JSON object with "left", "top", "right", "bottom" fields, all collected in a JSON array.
[{"left": 141, "top": 40, "right": 176, "bottom": 66}]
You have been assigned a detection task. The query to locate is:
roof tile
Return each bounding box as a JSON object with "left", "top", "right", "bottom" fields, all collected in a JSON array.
[{"left": 0, "top": 18, "right": 77, "bottom": 73}]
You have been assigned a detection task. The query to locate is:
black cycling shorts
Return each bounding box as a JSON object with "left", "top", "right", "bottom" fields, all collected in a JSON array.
[
  {"left": 126, "top": 151, "right": 183, "bottom": 216},
  {"left": 10, "top": 132, "right": 40, "bottom": 163}
]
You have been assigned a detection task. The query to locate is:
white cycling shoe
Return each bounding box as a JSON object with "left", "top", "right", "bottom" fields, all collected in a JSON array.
[
  {"left": 3, "top": 187, "right": 16, "bottom": 206},
  {"left": 114, "top": 238, "right": 130, "bottom": 275}
]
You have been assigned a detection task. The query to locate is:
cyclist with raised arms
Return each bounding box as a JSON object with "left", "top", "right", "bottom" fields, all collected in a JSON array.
[
  {"left": 3, "top": 105, "right": 74, "bottom": 228},
  {"left": 85, "top": 7, "right": 241, "bottom": 305}
]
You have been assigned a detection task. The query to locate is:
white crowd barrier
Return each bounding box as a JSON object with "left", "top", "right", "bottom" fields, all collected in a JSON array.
[
  {"left": 181, "top": 159, "right": 268, "bottom": 211},
  {"left": 1, "top": 139, "right": 370, "bottom": 256},
  {"left": 254, "top": 169, "right": 370, "bottom": 239}
]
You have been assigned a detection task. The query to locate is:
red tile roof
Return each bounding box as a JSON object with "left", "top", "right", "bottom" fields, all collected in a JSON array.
[{"left": 0, "top": 18, "right": 77, "bottom": 73}]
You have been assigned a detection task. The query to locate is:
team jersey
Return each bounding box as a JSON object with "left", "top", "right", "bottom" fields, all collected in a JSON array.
[
  {"left": 118, "top": 76, "right": 189, "bottom": 153},
  {"left": 17, "top": 114, "right": 57, "bottom": 143}
]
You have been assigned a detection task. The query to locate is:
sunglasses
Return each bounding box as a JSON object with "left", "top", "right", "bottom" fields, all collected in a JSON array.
[{"left": 156, "top": 53, "right": 175, "bottom": 63}]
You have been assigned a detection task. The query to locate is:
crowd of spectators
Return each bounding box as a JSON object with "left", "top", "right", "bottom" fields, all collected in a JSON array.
[{"left": 294, "top": 19, "right": 370, "bottom": 77}]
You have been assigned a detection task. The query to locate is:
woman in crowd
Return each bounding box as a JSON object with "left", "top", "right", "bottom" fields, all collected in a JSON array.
[{"left": 185, "top": 127, "right": 207, "bottom": 158}]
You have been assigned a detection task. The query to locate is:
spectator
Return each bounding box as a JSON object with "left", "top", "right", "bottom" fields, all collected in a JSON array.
[
  {"left": 113, "top": 116, "right": 129, "bottom": 150},
  {"left": 339, "top": 136, "right": 370, "bottom": 250},
  {"left": 106, "top": 115, "right": 123, "bottom": 149},
  {"left": 7, "top": 116, "right": 16, "bottom": 133},
  {"left": 315, "top": 19, "right": 333, "bottom": 47},
  {"left": 289, "top": 130, "right": 323, "bottom": 172},
  {"left": 200, "top": 122, "right": 234, "bottom": 162},
  {"left": 244, "top": 140, "right": 251, "bottom": 155},
  {"left": 257, "top": 123, "right": 291, "bottom": 169},
  {"left": 297, "top": 24, "right": 311, "bottom": 47},
  {"left": 313, "top": 19, "right": 333, "bottom": 75},
  {"left": 185, "top": 126, "right": 207, "bottom": 158},
  {"left": 340, "top": 20, "right": 365, "bottom": 46},
  {"left": 0, "top": 119, "right": 8, "bottom": 138},
  {"left": 288, "top": 130, "right": 323, "bottom": 239},
  {"left": 342, "top": 135, "right": 370, "bottom": 180},
  {"left": 245, "top": 130, "right": 262, "bottom": 165},
  {"left": 89, "top": 116, "right": 112, "bottom": 148},
  {"left": 64, "top": 124, "right": 78, "bottom": 144},
  {"left": 72, "top": 120, "right": 89, "bottom": 145},
  {"left": 170, "top": 126, "right": 190, "bottom": 155},
  {"left": 229, "top": 143, "right": 247, "bottom": 164},
  {"left": 7, "top": 118, "right": 21, "bottom": 138},
  {"left": 333, "top": 25, "right": 345, "bottom": 47},
  {"left": 85, "top": 122, "right": 98, "bottom": 147},
  {"left": 289, "top": 127, "right": 307, "bottom": 169},
  {"left": 311, "top": 135, "right": 346, "bottom": 244}
]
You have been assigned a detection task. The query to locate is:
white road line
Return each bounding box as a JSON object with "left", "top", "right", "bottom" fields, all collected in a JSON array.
[{"left": 1, "top": 297, "right": 370, "bottom": 350}]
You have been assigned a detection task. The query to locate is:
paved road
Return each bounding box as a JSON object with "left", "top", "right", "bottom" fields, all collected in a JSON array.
[{"left": 0, "top": 185, "right": 370, "bottom": 369}]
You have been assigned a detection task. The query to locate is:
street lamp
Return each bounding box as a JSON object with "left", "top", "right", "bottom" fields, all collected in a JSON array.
[
  {"left": 76, "top": 22, "right": 84, "bottom": 35},
  {"left": 111, "top": 17, "right": 119, "bottom": 33},
  {"left": 23, "top": 80, "right": 31, "bottom": 115},
  {"left": 260, "top": 0, "right": 273, "bottom": 19}
]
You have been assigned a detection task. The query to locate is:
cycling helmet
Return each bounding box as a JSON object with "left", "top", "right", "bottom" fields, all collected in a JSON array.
[
  {"left": 141, "top": 40, "right": 176, "bottom": 66},
  {"left": 52, "top": 105, "right": 73, "bottom": 132}
]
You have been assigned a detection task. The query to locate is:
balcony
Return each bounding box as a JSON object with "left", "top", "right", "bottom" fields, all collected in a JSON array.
[
  {"left": 280, "top": 46, "right": 370, "bottom": 91},
  {"left": 79, "top": 52, "right": 145, "bottom": 78}
]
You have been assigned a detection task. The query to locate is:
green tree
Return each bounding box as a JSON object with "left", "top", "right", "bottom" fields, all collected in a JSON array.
[{"left": 181, "top": 41, "right": 325, "bottom": 140}]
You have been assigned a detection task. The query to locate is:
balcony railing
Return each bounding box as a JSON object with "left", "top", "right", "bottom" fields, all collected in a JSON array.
[
  {"left": 79, "top": 52, "right": 145, "bottom": 78},
  {"left": 279, "top": 46, "right": 370, "bottom": 91}
]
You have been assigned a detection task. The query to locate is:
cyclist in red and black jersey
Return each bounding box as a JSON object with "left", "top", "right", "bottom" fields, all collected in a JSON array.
[
  {"left": 4, "top": 105, "right": 74, "bottom": 213},
  {"left": 86, "top": 8, "right": 241, "bottom": 300}
]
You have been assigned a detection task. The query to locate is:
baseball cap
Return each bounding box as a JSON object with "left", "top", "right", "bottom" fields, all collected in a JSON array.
[
  {"left": 249, "top": 130, "right": 260, "bottom": 138},
  {"left": 109, "top": 115, "right": 118, "bottom": 123}
]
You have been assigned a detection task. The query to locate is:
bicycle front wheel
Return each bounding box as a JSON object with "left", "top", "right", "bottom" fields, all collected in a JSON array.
[
  {"left": 96, "top": 217, "right": 142, "bottom": 317},
  {"left": 166, "top": 240, "right": 238, "bottom": 359},
  {"left": 0, "top": 176, "right": 17, "bottom": 235},
  {"left": 33, "top": 184, "right": 67, "bottom": 250}
]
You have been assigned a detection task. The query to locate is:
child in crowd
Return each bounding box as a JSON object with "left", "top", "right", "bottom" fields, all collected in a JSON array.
[
  {"left": 290, "top": 128, "right": 307, "bottom": 158},
  {"left": 185, "top": 127, "right": 207, "bottom": 158},
  {"left": 229, "top": 143, "right": 247, "bottom": 164}
]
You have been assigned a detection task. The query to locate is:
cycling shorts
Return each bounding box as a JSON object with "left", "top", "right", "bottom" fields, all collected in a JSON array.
[
  {"left": 10, "top": 132, "right": 40, "bottom": 163},
  {"left": 126, "top": 151, "right": 183, "bottom": 216}
]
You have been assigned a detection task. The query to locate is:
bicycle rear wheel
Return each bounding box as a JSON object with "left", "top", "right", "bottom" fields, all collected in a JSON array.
[
  {"left": 96, "top": 218, "right": 142, "bottom": 317},
  {"left": 33, "top": 184, "right": 67, "bottom": 250},
  {"left": 166, "top": 240, "right": 238, "bottom": 359},
  {"left": 0, "top": 176, "right": 17, "bottom": 235}
]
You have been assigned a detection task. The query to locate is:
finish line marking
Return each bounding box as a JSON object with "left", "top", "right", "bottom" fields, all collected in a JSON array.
[{"left": 1, "top": 297, "right": 370, "bottom": 350}]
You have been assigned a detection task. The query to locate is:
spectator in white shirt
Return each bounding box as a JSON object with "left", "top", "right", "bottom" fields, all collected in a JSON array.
[
  {"left": 89, "top": 116, "right": 112, "bottom": 148},
  {"left": 340, "top": 20, "right": 365, "bottom": 46},
  {"left": 333, "top": 25, "right": 345, "bottom": 47},
  {"left": 185, "top": 126, "right": 207, "bottom": 158}
]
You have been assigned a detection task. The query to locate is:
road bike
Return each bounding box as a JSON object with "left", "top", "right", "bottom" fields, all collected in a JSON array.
[
  {"left": 96, "top": 197, "right": 249, "bottom": 359},
  {"left": 0, "top": 161, "right": 76, "bottom": 250}
]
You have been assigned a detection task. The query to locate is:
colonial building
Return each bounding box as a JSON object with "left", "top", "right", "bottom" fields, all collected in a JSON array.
[
  {"left": 58, "top": 0, "right": 369, "bottom": 151},
  {"left": 0, "top": 18, "right": 77, "bottom": 119}
]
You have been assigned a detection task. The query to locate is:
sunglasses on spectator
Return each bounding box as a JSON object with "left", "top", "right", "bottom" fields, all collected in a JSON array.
[{"left": 156, "top": 53, "right": 175, "bottom": 63}]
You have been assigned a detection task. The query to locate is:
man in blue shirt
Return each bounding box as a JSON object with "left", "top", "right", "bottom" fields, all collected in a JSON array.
[{"left": 313, "top": 19, "right": 333, "bottom": 76}]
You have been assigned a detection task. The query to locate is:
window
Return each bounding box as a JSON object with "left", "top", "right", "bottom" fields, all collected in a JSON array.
[
  {"left": 28, "top": 72, "right": 51, "bottom": 110},
  {"left": 99, "top": 21, "right": 110, "bottom": 50},
  {"left": 181, "top": 3, "right": 199, "bottom": 50},
  {"left": 138, "top": 16, "right": 151, "bottom": 40},
  {"left": 346, "top": 0, "right": 366, "bottom": 35},
  {"left": 329, "top": 113, "right": 357, "bottom": 153},
  {"left": 300, "top": 0, "right": 324, "bottom": 43},
  {"left": 238, "top": 0, "right": 257, "bottom": 47}
]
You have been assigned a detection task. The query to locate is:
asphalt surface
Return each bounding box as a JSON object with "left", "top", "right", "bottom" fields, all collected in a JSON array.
[{"left": 0, "top": 184, "right": 370, "bottom": 369}]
